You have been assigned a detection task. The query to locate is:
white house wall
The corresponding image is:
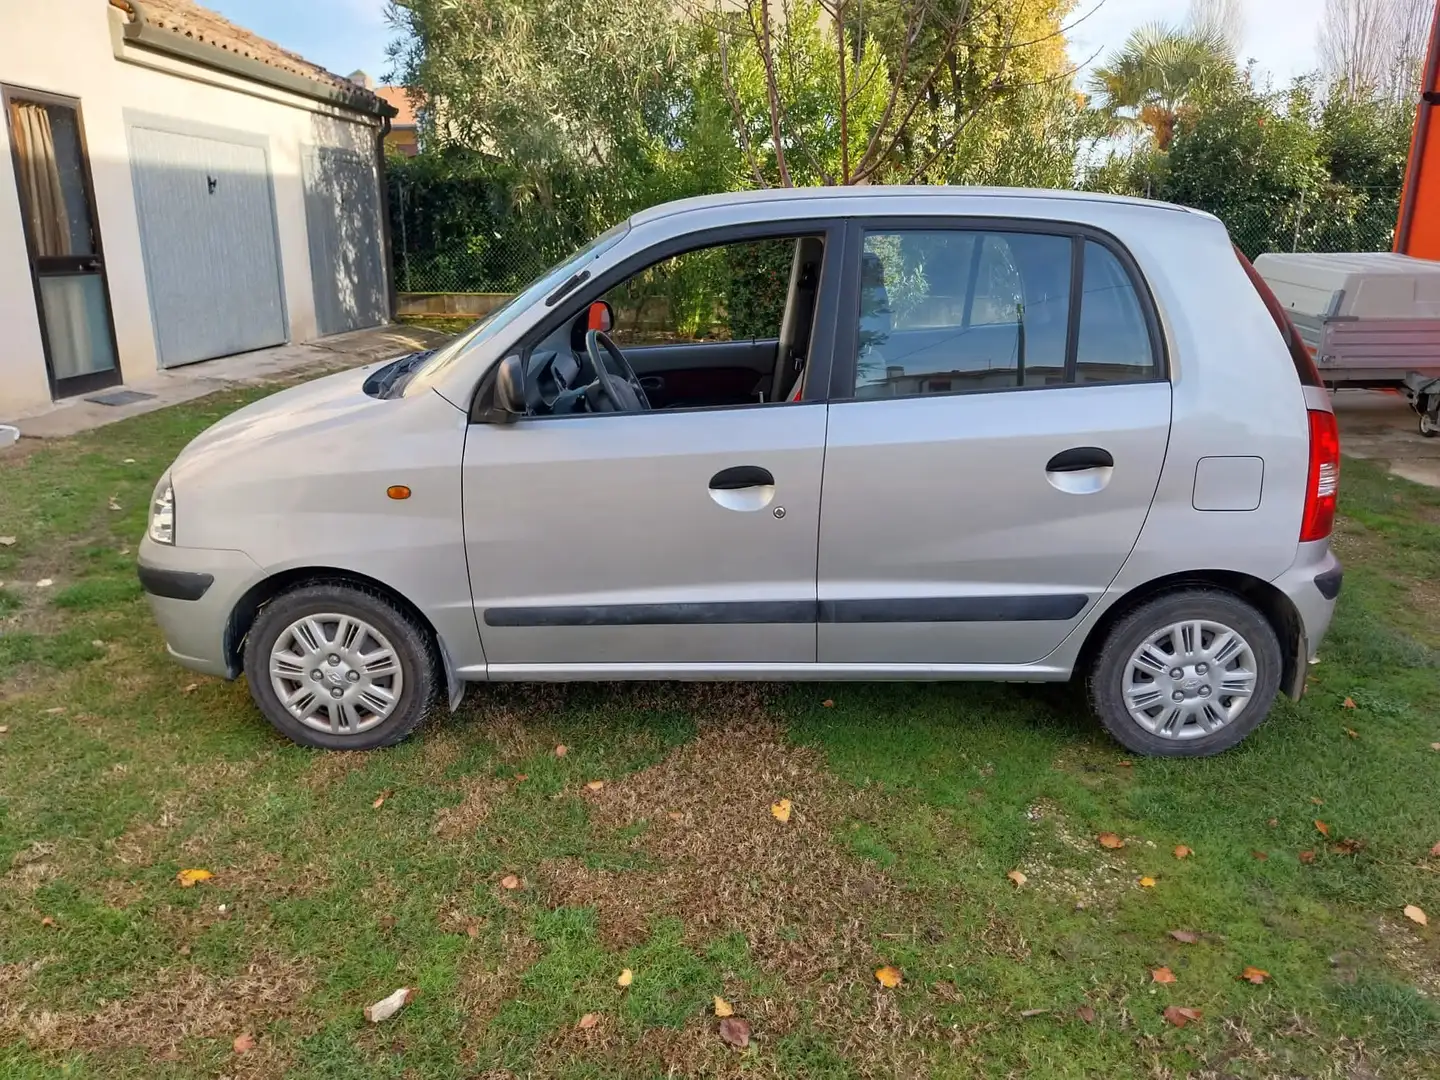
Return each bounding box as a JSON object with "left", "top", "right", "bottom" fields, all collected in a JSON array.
[{"left": 0, "top": 0, "right": 384, "bottom": 418}]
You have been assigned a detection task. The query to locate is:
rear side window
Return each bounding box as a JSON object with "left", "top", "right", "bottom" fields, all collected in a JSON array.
[
  {"left": 1234, "top": 245, "right": 1323, "bottom": 387},
  {"left": 850, "top": 228, "right": 1159, "bottom": 399}
]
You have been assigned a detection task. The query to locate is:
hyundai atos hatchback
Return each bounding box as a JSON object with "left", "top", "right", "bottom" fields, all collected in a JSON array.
[{"left": 138, "top": 187, "right": 1342, "bottom": 757}]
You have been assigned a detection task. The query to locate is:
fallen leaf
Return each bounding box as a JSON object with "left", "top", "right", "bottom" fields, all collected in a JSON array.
[
  {"left": 617, "top": 968, "right": 633, "bottom": 988},
  {"left": 181, "top": 683, "right": 200, "bottom": 694},
  {"left": 1404, "top": 905, "right": 1428, "bottom": 926},
  {"left": 43, "top": 707, "right": 64, "bottom": 715},
  {"left": 466, "top": 923, "right": 480, "bottom": 939},
  {"left": 1431, "top": 743, "right": 1440, "bottom": 751},
  {"left": 1310, "top": 796, "right": 1324, "bottom": 805},
  {"left": 554, "top": 744, "right": 568, "bottom": 757},
  {"left": 577, "top": 1012, "right": 599, "bottom": 1030},
  {"left": 123, "top": 458, "right": 136, "bottom": 464},
  {"left": 1173, "top": 845, "right": 1192, "bottom": 860},
  {"left": 514, "top": 773, "right": 528, "bottom": 782},
  {"left": 40, "top": 916, "right": 55, "bottom": 928},
  {"left": 364, "top": 987, "right": 416, "bottom": 1023},
  {"left": 1152, "top": 966, "right": 1177, "bottom": 984},
  {"left": 233, "top": 1032, "right": 256, "bottom": 1054},
  {"left": 875, "top": 965, "right": 903, "bottom": 988},
  {"left": 1252, "top": 850, "right": 1269, "bottom": 860},
  {"left": 0, "top": 726, "right": 8, "bottom": 734},
  {"left": 108, "top": 497, "right": 121, "bottom": 511},
  {"left": 176, "top": 868, "right": 213, "bottom": 887},
  {"left": 1019, "top": 1008, "right": 1049, "bottom": 1018},
  {"left": 821, "top": 699, "right": 835, "bottom": 707},
  {"left": 35, "top": 578, "right": 52, "bottom": 588},
  {"left": 1429, "top": 842, "right": 1440, "bottom": 857},
  {"left": 770, "top": 798, "right": 792, "bottom": 823},
  {"left": 1315, "top": 820, "right": 1330, "bottom": 837},
  {"left": 499, "top": 874, "right": 521, "bottom": 890},
  {"left": 1345, "top": 728, "right": 1359, "bottom": 739},
  {"left": 0, "top": 537, "right": 13, "bottom": 545},
  {"left": 90, "top": 640, "right": 104, "bottom": 648},
  {"left": 1239, "top": 966, "right": 1270, "bottom": 984},
  {"left": 1076, "top": 1005, "right": 1096, "bottom": 1023},
  {"left": 1333, "top": 837, "right": 1363, "bottom": 856},
  {"left": 1097, "top": 833, "right": 1125, "bottom": 850},
  {"left": 1139, "top": 876, "right": 1157, "bottom": 888},
  {"left": 372, "top": 788, "right": 393, "bottom": 809},
  {"left": 1117, "top": 760, "right": 1134, "bottom": 768},
  {"left": 1006, "top": 869, "right": 1027, "bottom": 887},
  {"left": 1342, "top": 697, "right": 1356, "bottom": 709},
  {"left": 667, "top": 811, "right": 683, "bottom": 821},
  {"left": 1267, "top": 818, "right": 1278, "bottom": 828},
  {"left": 1163, "top": 1005, "right": 1203, "bottom": 1028},
  {"left": 714, "top": 996, "right": 734, "bottom": 1017},
  {"left": 1299, "top": 850, "right": 1316, "bottom": 864},
  {"left": 585, "top": 780, "right": 605, "bottom": 791},
  {"left": 1168, "top": 930, "right": 1200, "bottom": 944},
  {"left": 718, "top": 1016, "right": 751, "bottom": 1049}
]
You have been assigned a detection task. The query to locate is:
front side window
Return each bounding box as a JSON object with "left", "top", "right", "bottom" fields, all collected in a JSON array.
[{"left": 851, "top": 227, "right": 1157, "bottom": 399}]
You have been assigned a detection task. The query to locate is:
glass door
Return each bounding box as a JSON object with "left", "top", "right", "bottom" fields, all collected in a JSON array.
[{"left": 5, "top": 88, "right": 121, "bottom": 399}]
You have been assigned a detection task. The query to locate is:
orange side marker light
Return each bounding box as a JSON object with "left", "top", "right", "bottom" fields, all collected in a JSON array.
[{"left": 387, "top": 485, "right": 412, "bottom": 500}]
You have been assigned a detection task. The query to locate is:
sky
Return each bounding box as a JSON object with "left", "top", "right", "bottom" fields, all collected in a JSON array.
[{"left": 207, "top": 0, "right": 1328, "bottom": 89}]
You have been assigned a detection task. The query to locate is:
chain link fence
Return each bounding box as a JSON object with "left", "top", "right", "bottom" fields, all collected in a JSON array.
[{"left": 390, "top": 176, "right": 1404, "bottom": 296}]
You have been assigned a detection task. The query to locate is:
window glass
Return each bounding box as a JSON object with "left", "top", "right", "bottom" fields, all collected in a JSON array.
[
  {"left": 855, "top": 229, "right": 1072, "bottom": 397},
  {"left": 1075, "top": 241, "right": 1156, "bottom": 382},
  {"left": 602, "top": 238, "right": 798, "bottom": 346}
]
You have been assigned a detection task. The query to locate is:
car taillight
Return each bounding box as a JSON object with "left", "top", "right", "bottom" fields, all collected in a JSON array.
[{"left": 1301, "top": 409, "right": 1340, "bottom": 542}]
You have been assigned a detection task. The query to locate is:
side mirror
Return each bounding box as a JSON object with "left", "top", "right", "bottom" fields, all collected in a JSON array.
[
  {"left": 586, "top": 300, "right": 614, "bottom": 333},
  {"left": 481, "top": 354, "right": 526, "bottom": 424}
]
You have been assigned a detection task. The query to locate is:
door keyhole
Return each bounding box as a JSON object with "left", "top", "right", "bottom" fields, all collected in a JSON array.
[{"left": 206, "top": 175, "right": 218, "bottom": 195}]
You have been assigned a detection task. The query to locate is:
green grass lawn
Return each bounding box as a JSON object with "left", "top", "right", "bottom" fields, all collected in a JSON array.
[{"left": 1, "top": 389, "right": 1438, "bottom": 1079}]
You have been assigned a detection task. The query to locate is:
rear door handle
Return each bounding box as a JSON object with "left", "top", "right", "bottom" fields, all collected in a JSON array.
[
  {"left": 1046, "top": 447, "right": 1114, "bottom": 473},
  {"left": 710, "top": 465, "right": 774, "bottom": 490}
]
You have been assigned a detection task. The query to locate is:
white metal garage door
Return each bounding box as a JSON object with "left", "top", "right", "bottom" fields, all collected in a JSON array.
[
  {"left": 128, "top": 124, "right": 287, "bottom": 368},
  {"left": 303, "top": 145, "right": 387, "bottom": 336}
]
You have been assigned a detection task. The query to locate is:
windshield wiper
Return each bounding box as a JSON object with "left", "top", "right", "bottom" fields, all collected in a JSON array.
[{"left": 545, "top": 269, "right": 591, "bottom": 306}]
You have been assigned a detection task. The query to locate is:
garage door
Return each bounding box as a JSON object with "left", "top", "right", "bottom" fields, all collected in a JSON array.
[
  {"left": 129, "top": 124, "right": 287, "bottom": 367},
  {"left": 303, "top": 145, "right": 387, "bottom": 336}
]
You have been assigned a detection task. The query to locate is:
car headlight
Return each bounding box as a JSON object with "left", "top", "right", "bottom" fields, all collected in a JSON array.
[{"left": 149, "top": 478, "right": 175, "bottom": 545}]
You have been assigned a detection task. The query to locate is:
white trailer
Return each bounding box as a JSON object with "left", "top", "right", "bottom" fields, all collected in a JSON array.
[{"left": 1255, "top": 252, "right": 1440, "bottom": 436}]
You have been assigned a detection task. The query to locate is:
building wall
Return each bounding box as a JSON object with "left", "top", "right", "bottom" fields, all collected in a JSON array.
[{"left": 0, "top": 0, "right": 384, "bottom": 418}]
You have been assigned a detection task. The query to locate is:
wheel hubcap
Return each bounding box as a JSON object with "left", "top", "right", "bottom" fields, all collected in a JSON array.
[
  {"left": 268, "top": 613, "right": 403, "bottom": 736},
  {"left": 1123, "top": 619, "right": 1257, "bottom": 740}
]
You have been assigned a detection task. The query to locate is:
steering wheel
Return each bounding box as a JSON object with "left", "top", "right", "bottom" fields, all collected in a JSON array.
[{"left": 585, "top": 330, "right": 651, "bottom": 413}]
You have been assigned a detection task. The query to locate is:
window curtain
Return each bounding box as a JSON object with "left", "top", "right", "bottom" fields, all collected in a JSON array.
[{"left": 11, "top": 102, "right": 70, "bottom": 258}]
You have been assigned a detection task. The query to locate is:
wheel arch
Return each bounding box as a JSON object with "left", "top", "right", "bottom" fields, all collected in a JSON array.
[
  {"left": 224, "top": 566, "right": 449, "bottom": 684},
  {"left": 1076, "top": 570, "right": 1305, "bottom": 697}
]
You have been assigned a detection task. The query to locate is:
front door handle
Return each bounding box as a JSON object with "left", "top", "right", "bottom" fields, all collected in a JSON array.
[
  {"left": 1046, "top": 447, "right": 1114, "bottom": 473},
  {"left": 709, "top": 465, "right": 774, "bottom": 490}
]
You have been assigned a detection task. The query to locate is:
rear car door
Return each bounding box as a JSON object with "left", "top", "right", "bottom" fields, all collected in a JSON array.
[
  {"left": 462, "top": 221, "right": 844, "bottom": 673},
  {"left": 816, "top": 219, "right": 1173, "bottom": 667}
]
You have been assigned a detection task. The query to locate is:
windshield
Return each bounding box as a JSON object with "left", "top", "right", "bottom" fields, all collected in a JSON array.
[{"left": 402, "top": 221, "right": 631, "bottom": 397}]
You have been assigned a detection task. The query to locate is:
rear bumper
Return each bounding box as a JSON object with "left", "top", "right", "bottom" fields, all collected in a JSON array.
[
  {"left": 138, "top": 537, "right": 262, "bottom": 678},
  {"left": 1272, "top": 541, "right": 1342, "bottom": 696}
]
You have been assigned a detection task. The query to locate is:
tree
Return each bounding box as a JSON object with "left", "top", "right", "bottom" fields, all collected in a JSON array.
[
  {"left": 1089, "top": 23, "right": 1236, "bottom": 150},
  {"left": 1187, "top": 0, "right": 1244, "bottom": 57},
  {"left": 691, "top": 0, "right": 1084, "bottom": 186},
  {"left": 1320, "top": 0, "right": 1434, "bottom": 101}
]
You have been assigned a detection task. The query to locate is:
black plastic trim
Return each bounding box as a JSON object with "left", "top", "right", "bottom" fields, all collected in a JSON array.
[
  {"left": 820, "top": 595, "right": 1088, "bottom": 624},
  {"left": 1315, "top": 567, "right": 1343, "bottom": 601},
  {"left": 138, "top": 563, "right": 214, "bottom": 602},
  {"left": 485, "top": 601, "right": 813, "bottom": 627},
  {"left": 485, "top": 594, "right": 1089, "bottom": 627}
]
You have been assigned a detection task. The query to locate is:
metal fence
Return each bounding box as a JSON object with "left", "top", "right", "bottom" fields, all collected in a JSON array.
[{"left": 389, "top": 180, "right": 1404, "bottom": 296}]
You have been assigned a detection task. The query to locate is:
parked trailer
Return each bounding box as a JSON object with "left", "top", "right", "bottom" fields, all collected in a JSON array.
[{"left": 1255, "top": 252, "right": 1440, "bottom": 436}]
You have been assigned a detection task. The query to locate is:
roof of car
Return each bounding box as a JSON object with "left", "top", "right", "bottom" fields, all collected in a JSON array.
[{"left": 630, "top": 186, "right": 1199, "bottom": 225}]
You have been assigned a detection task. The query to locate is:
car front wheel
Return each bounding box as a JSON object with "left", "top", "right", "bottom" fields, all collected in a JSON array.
[
  {"left": 1088, "top": 589, "right": 1282, "bottom": 757},
  {"left": 243, "top": 581, "right": 440, "bottom": 750}
]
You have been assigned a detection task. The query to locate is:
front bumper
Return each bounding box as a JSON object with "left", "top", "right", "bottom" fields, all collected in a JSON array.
[{"left": 137, "top": 536, "right": 263, "bottom": 678}]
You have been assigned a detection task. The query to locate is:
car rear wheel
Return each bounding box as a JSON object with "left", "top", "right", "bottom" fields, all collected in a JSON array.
[
  {"left": 243, "top": 581, "right": 440, "bottom": 750},
  {"left": 1088, "top": 589, "right": 1282, "bottom": 757}
]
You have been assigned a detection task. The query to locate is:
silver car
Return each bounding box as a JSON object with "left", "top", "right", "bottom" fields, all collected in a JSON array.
[{"left": 138, "top": 187, "right": 1342, "bottom": 757}]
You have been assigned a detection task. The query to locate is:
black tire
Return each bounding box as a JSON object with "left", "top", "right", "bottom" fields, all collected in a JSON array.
[
  {"left": 243, "top": 581, "right": 440, "bottom": 750},
  {"left": 1087, "top": 589, "right": 1283, "bottom": 758}
]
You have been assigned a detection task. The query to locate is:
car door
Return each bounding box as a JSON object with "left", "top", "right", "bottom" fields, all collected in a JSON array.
[
  {"left": 816, "top": 220, "right": 1173, "bottom": 667},
  {"left": 461, "top": 223, "right": 842, "bottom": 674}
]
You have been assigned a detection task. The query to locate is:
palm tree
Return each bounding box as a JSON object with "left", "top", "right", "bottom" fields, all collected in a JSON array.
[{"left": 1090, "top": 24, "right": 1236, "bottom": 150}]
